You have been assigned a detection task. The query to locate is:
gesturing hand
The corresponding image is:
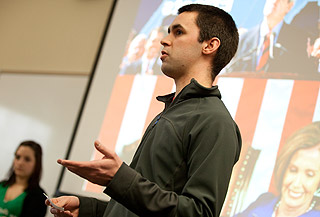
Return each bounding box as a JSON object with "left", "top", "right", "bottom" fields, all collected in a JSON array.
[{"left": 58, "top": 140, "right": 123, "bottom": 186}]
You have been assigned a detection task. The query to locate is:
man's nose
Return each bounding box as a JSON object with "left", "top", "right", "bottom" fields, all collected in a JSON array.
[{"left": 160, "top": 35, "right": 170, "bottom": 46}]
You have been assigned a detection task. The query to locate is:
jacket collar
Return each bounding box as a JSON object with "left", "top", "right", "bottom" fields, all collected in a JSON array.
[{"left": 156, "top": 78, "right": 221, "bottom": 109}]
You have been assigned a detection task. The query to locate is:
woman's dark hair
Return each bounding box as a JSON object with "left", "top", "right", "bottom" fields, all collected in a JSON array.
[{"left": 2, "top": 140, "right": 43, "bottom": 191}]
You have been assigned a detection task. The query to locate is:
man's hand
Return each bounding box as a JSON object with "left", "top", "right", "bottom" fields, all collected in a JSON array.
[
  {"left": 311, "top": 37, "right": 320, "bottom": 59},
  {"left": 45, "top": 196, "right": 80, "bottom": 217},
  {"left": 58, "top": 140, "right": 123, "bottom": 186}
]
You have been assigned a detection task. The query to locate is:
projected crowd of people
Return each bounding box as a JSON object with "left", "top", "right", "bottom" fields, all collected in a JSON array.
[{"left": 223, "top": 0, "right": 320, "bottom": 80}]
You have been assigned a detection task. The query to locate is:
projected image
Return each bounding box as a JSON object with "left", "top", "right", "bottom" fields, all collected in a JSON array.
[
  {"left": 73, "top": 0, "right": 320, "bottom": 215},
  {"left": 225, "top": 121, "right": 320, "bottom": 217},
  {"left": 119, "top": 27, "right": 166, "bottom": 75},
  {"left": 117, "top": 0, "right": 320, "bottom": 80},
  {"left": 223, "top": 0, "right": 320, "bottom": 80},
  {"left": 117, "top": 0, "right": 234, "bottom": 76},
  {"left": 216, "top": 77, "right": 320, "bottom": 216}
]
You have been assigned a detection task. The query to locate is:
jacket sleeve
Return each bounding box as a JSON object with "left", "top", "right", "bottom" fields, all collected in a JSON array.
[
  {"left": 20, "top": 187, "right": 47, "bottom": 217},
  {"left": 104, "top": 112, "right": 242, "bottom": 217},
  {"left": 78, "top": 196, "right": 108, "bottom": 217}
]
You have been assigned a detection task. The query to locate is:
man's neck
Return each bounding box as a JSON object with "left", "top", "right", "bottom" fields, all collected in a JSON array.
[{"left": 174, "top": 73, "right": 213, "bottom": 97}]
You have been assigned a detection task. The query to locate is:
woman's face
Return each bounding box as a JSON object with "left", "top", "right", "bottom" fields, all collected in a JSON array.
[
  {"left": 281, "top": 145, "right": 320, "bottom": 210},
  {"left": 13, "top": 146, "right": 36, "bottom": 180}
]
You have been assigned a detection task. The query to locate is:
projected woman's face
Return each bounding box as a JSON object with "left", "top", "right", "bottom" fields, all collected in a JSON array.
[{"left": 281, "top": 145, "right": 320, "bottom": 210}]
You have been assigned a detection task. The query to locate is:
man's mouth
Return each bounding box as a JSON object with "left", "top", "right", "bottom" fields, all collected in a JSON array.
[{"left": 160, "top": 50, "right": 168, "bottom": 61}]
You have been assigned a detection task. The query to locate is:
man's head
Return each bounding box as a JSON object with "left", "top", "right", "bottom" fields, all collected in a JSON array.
[
  {"left": 178, "top": 4, "right": 239, "bottom": 78},
  {"left": 263, "top": 0, "right": 295, "bottom": 29},
  {"left": 263, "top": 0, "right": 295, "bottom": 17}
]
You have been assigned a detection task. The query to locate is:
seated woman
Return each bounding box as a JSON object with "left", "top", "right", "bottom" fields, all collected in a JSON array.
[{"left": 0, "top": 140, "right": 47, "bottom": 217}]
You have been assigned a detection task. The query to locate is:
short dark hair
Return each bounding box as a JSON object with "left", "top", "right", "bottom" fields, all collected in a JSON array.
[
  {"left": 2, "top": 140, "right": 43, "bottom": 191},
  {"left": 178, "top": 4, "right": 239, "bottom": 79}
]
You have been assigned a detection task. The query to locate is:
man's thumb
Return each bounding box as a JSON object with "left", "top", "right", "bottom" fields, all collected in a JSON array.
[{"left": 94, "top": 140, "right": 113, "bottom": 158}]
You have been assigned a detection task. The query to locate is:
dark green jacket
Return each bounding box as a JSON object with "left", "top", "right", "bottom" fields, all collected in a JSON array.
[{"left": 79, "top": 79, "right": 242, "bottom": 217}]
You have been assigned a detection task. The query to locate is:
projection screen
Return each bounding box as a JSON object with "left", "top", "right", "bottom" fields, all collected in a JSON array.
[{"left": 58, "top": 0, "right": 320, "bottom": 216}]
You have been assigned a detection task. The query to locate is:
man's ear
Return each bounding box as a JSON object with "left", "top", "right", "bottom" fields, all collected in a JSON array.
[{"left": 203, "top": 37, "right": 220, "bottom": 55}]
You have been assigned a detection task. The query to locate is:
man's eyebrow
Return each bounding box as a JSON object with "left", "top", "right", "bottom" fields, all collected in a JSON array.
[{"left": 168, "top": 24, "right": 183, "bottom": 33}]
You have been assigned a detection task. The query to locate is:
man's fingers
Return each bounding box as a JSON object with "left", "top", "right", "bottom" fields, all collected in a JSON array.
[
  {"left": 57, "top": 159, "right": 91, "bottom": 181},
  {"left": 45, "top": 199, "right": 51, "bottom": 206},
  {"left": 57, "top": 159, "right": 82, "bottom": 167},
  {"left": 94, "top": 140, "right": 114, "bottom": 158},
  {"left": 58, "top": 158, "right": 102, "bottom": 181},
  {"left": 50, "top": 197, "right": 68, "bottom": 208},
  {"left": 65, "top": 165, "right": 98, "bottom": 183},
  {"left": 50, "top": 208, "right": 72, "bottom": 217},
  {"left": 66, "top": 166, "right": 87, "bottom": 177},
  {"left": 58, "top": 159, "right": 95, "bottom": 169}
]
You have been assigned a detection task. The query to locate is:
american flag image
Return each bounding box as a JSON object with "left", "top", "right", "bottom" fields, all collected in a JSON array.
[{"left": 84, "top": 74, "right": 320, "bottom": 216}]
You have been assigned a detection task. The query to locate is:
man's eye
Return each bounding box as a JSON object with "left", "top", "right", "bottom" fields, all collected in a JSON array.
[{"left": 175, "top": 30, "right": 183, "bottom": 35}]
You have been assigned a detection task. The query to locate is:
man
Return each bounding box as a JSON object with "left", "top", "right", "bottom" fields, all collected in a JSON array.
[
  {"left": 225, "top": 0, "right": 319, "bottom": 79},
  {"left": 47, "top": 4, "right": 241, "bottom": 217}
]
